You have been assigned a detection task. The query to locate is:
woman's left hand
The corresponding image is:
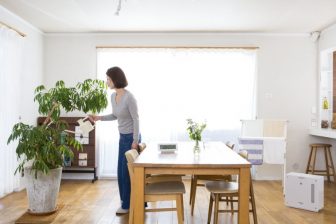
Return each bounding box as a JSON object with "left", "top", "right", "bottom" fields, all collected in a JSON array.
[{"left": 131, "top": 143, "right": 138, "bottom": 150}]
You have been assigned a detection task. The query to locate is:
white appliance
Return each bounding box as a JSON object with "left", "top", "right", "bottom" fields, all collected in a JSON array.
[{"left": 285, "top": 172, "right": 324, "bottom": 212}]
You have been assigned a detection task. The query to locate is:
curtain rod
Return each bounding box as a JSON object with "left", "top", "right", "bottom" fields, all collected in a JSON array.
[
  {"left": 96, "top": 46, "right": 258, "bottom": 49},
  {"left": 0, "top": 21, "right": 26, "bottom": 37}
]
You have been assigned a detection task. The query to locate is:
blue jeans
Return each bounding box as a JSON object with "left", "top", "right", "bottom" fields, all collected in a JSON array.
[{"left": 118, "top": 133, "right": 141, "bottom": 209}]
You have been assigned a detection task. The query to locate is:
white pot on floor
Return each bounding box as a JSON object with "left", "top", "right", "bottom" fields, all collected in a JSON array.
[{"left": 24, "top": 167, "right": 62, "bottom": 214}]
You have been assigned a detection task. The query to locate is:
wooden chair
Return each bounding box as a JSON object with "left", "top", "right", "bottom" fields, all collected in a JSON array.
[
  {"left": 125, "top": 149, "right": 186, "bottom": 224},
  {"left": 189, "top": 141, "right": 235, "bottom": 215},
  {"left": 138, "top": 142, "right": 147, "bottom": 153},
  {"left": 205, "top": 151, "right": 257, "bottom": 224},
  {"left": 225, "top": 141, "right": 235, "bottom": 150}
]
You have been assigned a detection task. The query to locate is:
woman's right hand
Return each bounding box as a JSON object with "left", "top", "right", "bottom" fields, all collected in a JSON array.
[{"left": 88, "top": 115, "right": 102, "bottom": 122}]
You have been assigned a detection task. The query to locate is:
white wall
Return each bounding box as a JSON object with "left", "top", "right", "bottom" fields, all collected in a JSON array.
[
  {"left": 0, "top": 6, "right": 44, "bottom": 126},
  {"left": 44, "top": 33, "right": 318, "bottom": 179}
]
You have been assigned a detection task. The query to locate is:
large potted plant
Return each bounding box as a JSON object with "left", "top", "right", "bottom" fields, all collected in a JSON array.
[{"left": 7, "top": 79, "right": 107, "bottom": 214}]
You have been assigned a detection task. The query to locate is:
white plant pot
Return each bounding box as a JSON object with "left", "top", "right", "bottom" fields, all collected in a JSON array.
[{"left": 24, "top": 167, "right": 62, "bottom": 214}]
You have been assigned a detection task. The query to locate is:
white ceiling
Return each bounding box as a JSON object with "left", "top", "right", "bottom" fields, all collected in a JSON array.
[{"left": 1, "top": 0, "right": 336, "bottom": 33}]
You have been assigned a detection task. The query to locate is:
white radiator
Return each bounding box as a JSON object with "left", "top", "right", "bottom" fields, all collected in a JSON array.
[{"left": 285, "top": 172, "right": 324, "bottom": 212}]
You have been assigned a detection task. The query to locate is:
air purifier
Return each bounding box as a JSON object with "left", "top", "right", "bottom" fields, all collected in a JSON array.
[{"left": 285, "top": 172, "right": 324, "bottom": 212}]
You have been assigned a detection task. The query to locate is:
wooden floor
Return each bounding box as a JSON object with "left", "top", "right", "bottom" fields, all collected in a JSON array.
[{"left": 0, "top": 180, "right": 335, "bottom": 224}]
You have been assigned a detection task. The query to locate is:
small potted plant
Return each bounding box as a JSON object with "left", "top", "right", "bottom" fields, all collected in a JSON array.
[
  {"left": 186, "top": 119, "right": 206, "bottom": 154},
  {"left": 7, "top": 79, "right": 107, "bottom": 214}
]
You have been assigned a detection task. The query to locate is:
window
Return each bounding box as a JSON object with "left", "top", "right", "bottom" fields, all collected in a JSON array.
[
  {"left": 0, "top": 27, "right": 23, "bottom": 197},
  {"left": 96, "top": 47, "right": 257, "bottom": 177}
]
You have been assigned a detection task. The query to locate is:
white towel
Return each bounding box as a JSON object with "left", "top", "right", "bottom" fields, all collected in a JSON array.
[
  {"left": 263, "top": 137, "right": 286, "bottom": 164},
  {"left": 238, "top": 137, "right": 263, "bottom": 165}
]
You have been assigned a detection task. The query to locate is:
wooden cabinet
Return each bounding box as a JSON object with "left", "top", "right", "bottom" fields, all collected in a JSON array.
[{"left": 37, "top": 117, "right": 97, "bottom": 182}]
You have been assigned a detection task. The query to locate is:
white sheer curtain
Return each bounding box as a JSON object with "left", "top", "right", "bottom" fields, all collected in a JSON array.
[
  {"left": 96, "top": 48, "right": 257, "bottom": 177},
  {"left": 0, "top": 27, "right": 24, "bottom": 197}
]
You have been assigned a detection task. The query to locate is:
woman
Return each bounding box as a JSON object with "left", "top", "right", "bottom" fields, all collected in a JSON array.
[{"left": 89, "top": 66, "right": 140, "bottom": 215}]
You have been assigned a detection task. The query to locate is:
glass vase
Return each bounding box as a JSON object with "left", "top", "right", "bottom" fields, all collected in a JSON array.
[{"left": 193, "top": 140, "right": 200, "bottom": 154}]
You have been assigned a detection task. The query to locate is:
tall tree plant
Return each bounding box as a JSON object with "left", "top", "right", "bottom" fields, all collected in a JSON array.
[{"left": 7, "top": 79, "right": 108, "bottom": 177}]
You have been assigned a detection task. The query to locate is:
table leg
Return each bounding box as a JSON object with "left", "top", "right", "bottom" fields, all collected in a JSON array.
[
  {"left": 133, "top": 167, "right": 145, "bottom": 224},
  {"left": 238, "top": 167, "right": 250, "bottom": 224}
]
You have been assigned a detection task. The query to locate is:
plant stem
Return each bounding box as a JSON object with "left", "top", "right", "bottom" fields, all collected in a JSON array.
[{"left": 43, "top": 102, "right": 59, "bottom": 125}]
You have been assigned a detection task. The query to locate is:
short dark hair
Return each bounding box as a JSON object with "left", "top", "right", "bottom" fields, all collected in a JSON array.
[{"left": 106, "top": 66, "right": 128, "bottom": 88}]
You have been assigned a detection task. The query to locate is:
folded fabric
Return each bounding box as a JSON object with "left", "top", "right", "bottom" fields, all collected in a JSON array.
[
  {"left": 238, "top": 137, "right": 263, "bottom": 165},
  {"left": 263, "top": 137, "right": 286, "bottom": 164}
]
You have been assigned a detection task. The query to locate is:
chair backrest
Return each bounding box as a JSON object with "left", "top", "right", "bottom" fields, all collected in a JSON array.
[
  {"left": 225, "top": 141, "right": 235, "bottom": 150},
  {"left": 238, "top": 150, "right": 248, "bottom": 160},
  {"left": 125, "top": 149, "right": 139, "bottom": 182},
  {"left": 138, "top": 143, "right": 147, "bottom": 153}
]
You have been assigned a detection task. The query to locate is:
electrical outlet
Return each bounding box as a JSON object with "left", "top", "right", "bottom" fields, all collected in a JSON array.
[{"left": 292, "top": 163, "right": 299, "bottom": 170}]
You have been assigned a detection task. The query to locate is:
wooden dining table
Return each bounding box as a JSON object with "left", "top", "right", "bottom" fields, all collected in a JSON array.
[{"left": 130, "top": 141, "right": 251, "bottom": 224}]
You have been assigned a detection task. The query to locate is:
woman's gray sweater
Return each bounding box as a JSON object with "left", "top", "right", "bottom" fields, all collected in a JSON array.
[{"left": 101, "top": 90, "right": 140, "bottom": 143}]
